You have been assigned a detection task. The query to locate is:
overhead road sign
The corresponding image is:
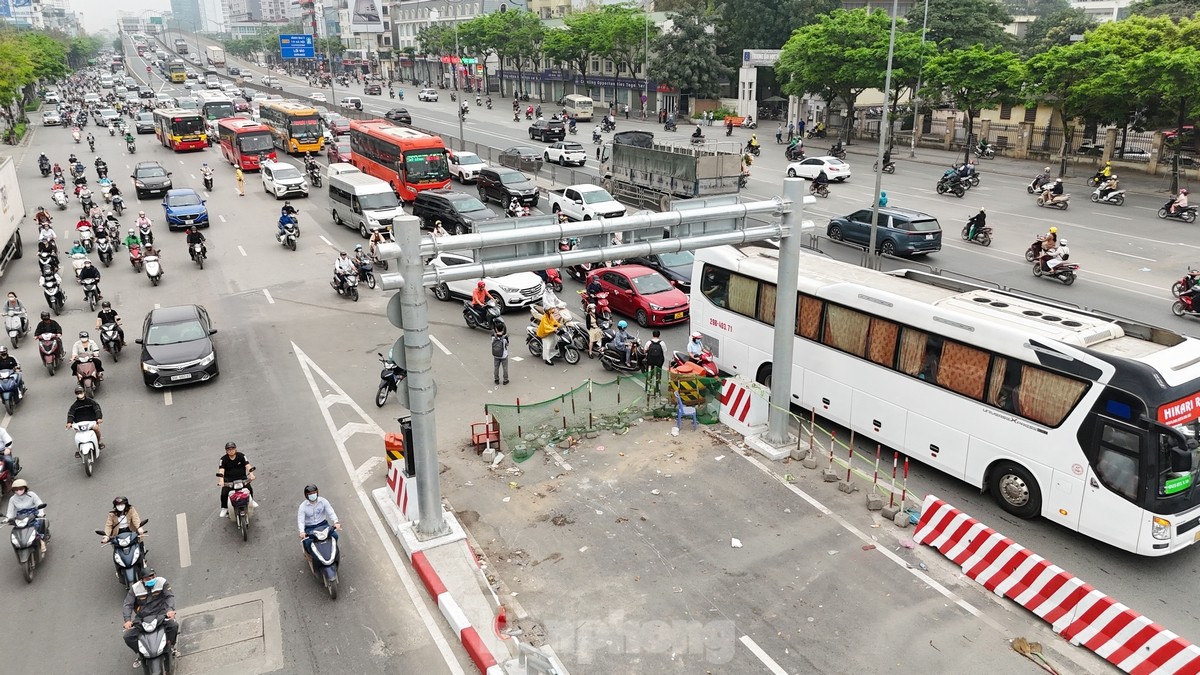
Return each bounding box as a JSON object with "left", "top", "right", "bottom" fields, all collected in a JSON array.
[{"left": 279, "top": 34, "right": 315, "bottom": 59}]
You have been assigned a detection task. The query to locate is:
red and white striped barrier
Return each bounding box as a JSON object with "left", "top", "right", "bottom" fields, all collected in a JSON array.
[
  {"left": 718, "top": 378, "right": 769, "bottom": 437},
  {"left": 386, "top": 460, "right": 420, "bottom": 522},
  {"left": 914, "top": 495, "right": 1200, "bottom": 675},
  {"left": 412, "top": 549, "right": 504, "bottom": 675}
]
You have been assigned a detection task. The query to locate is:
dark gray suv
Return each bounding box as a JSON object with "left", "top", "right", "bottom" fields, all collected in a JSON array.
[
  {"left": 132, "top": 162, "right": 173, "bottom": 200},
  {"left": 412, "top": 189, "right": 496, "bottom": 235},
  {"left": 529, "top": 118, "right": 566, "bottom": 142},
  {"left": 827, "top": 206, "right": 941, "bottom": 257},
  {"left": 476, "top": 167, "right": 539, "bottom": 207}
]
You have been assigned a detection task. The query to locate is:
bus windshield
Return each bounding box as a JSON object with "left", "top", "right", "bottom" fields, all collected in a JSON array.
[
  {"left": 404, "top": 150, "right": 449, "bottom": 183},
  {"left": 1155, "top": 423, "right": 1200, "bottom": 508},
  {"left": 170, "top": 117, "right": 205, "bottom": 135},
  {"left": 288, "top": 116, "right": 321, "bottom": 140},
  {"left": 238, "top": 132, "right": 273, "bottom": 153},
  {"left": 204, "top": 103, "right": 235, "bottom": 120},
  {"left": 169, "top": 65, "right": 186, "bottom": 75}
]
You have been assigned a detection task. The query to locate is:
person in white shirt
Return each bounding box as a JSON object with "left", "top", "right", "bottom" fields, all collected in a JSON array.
[{"left": 297, "top": 484, "right": 340, "bottom": 555}]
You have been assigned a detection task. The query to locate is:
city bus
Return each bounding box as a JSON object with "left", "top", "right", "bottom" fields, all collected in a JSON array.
[
  {"left": 692, "top": 245, "right": 1200, "bottom": 556},
  {"left": 153, "top": 108, "right": 207, "bottom": 151},
  {"left": 216, "top": 118, "right": 277, "bottom": 170},
  {"left": 167, "top": 60, "right": 187, "bottom": 83},
  {"left": 194, "top": 90, "right": 236, "bottom": 123},
  {"left": 348, "top": 119, "right": 450, "bottom": 202},
  {"left": 258, "top": 100, "right": 324, "bottom": 155}
]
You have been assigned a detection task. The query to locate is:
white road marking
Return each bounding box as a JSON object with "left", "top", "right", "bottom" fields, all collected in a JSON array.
[
  {"left": 190, "top": 174, "right": 196, "bottom": 180},
  {"left": 1106, "top": 250, "right": 1156, "bottom": 261},
  {"left": 218, "top": 215, "right": 226, "bottom": 223},
  {"left": 1089, "top": 212, "right": 1132, "bottom": 221},
  {"left": 291, "top": 343, "right": 466, "bottom": 674},
  {"left": 319, "top": 235, "right": 335, "bottom": 248},
  {"left": 153, "top": 304, "right": 160, "bottom": 309},
  {"left": 163, "top": 391, "right": 172, "bottom": 406},
  {"left": 263, "top": 289, "right": 275, "bottom": 304},
  {"left": 429, "top": 334, "right": 452, "bottom": 355},
  {"left": 739, "top": 636, "right": 788, "bottom": 675},
  {"left": 237, "top": 245, "right": 246, "bottom": 256},
  {"left": 1, "top": 413, "right": 10, "bottom": 428},
  {"left": 176, "top": 513, "right": 191, "bottom": 568}
]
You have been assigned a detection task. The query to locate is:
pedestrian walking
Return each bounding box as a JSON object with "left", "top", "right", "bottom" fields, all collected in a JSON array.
[
  {"left": 706, "top": 111, "right": 713, "bottom": 127},
  {"left": 492, "top": 323, "right": 509, "bottom": 385},
  {"left": 235, "top": 168, "right": 244, "bottom": 197},
  {"left": 623, "top": 104, "right": 629, "bottom": 119},
  {"left": 644, "top": 330, "right": 666, "bottom": 395},
  {"left": 788, "top": 121, "right": 795, "bottom": 142},
  {"left": 776, "top": 123, "right": 784, "bottom": 144}
]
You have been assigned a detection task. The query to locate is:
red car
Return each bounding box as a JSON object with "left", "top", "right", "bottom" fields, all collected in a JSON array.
[
  {"left": 586, "top": 265, "right": 689, "bottom": 327},
  {"left": 327, "top": 140, "right": 352, "bottom": 164}
]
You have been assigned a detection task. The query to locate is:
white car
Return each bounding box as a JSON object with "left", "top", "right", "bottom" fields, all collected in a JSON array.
[
  {"left": 42, "top": 110, "right": 62, "bottom": 126},
  {"left": 785, "top": 156, "right": 852, "bottom": 182},
  {"left": 44, "top": 91, "right": 61, "bottom": 104},
  {"left": 417, "top": 88, "right": 439, "bottom": 102},
  {"left": 260, "top": 160, "right": 309, "bottom": 200},
  {"left": 241, "top": 73, "right": 254, "bottom": 82},
  {"left": 543, "top": 141, "right": 587, "bottom": 167},
  {"left": 427, "top": 252, "right": 545, "bottom": 310},
  {"left": 448, "top": 151, "right": 487, "bottom": 183},
  {"left": 310, "top": 92, "right": 328, "bottom": 103},
  {"left": 83, "top": 93, "right": 101, "bottom": 105}
]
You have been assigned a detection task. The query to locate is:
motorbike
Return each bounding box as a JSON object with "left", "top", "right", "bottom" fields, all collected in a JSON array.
[
  {"left": 873, "top": 160, "right": 895, "bottom": 174},
  {"left": 354, "top": 260, "right": 376, "bottom": 289},
  {"left": 463, "top": 298, "right": 502, "bottom": 331},
  {"left": 829, "top": 144, "right": 847, "bottom": 160},
  {"left": 1036, "top": 192, "right": 1071, "bottom": 210},
  {"left": 935, "top": 176, "right": 966, "bottom": 198},
  {"left": 525, "top": 325, "right": 581, "bottom": 365},
  {"left": 539, "top": 267, "right": 563, "bottom": 293},
  {"left": 95, "top": 521, "right": 148, "bottom": 590},
  {"left": 79, "top": 189, "right": 96, "bottom": 213},
  {"left": 42, "top": 274, "right": 65, "bottom": 315},
  {"left": 1158, "top": 201, "right": 1198, "bottom": 223},
  {"left": 805, "top": 182, "right": 828, "bottom": 199},
  {"left": 1086, "top": 171, "right": 1108, "bottom": 188},
  {"left": 38, "top": 333, "right": 62, "bottom": 375},
  {"left": 4, "top": 504, "right": 47, "bottom": 582},
  {"left": 112, "top": 195, "right": 125, "bottom": 215},
  {"left": 190, "top": 242, "right": 206, "bottom": 269},
  {"left": 601, "top": 119, "right": 616, "bottom": 133},
  {"left": 1033, "top": 257, "right": 1079, "bottom": 286},
  {"left": 961, "top": 221, "right": 993, "bottom": 247},
  {"left": 126, "top": 139, "right": 135, "bottom": 154},
  {"left": 223, "top": 480, "right": 254, "bottom": 541},
  {"left": 0, "top": 370, "right": 22, "bottom": 415},
  {"left": 1173, "top": 292, "right": 1200, "bottom": 319},
  {"left": 1027, "top": 174, "right": 1052, "bottom": 194},
  {"left": 307, "top": 164, "right": 322, "bottom": 188},
  {"left": 664, "top": 120, "right": 677, "bottom": 132},
  {"left": 745, "top": 143, "right": 761, "bottom": 157},
  {"left": 202, "top": 170, "right": 213, "bottom": 191},
  {"left": 128, "top": 244, "right": 144, "bottom": 273},
  {"left": 37, "top": 249, "right": 58, "bottom": 273},
  {"left": 108, "top": 124, "right": 116, "bottom": 137},
  {"left": 5, "top": 310, "right": 26, "bottom": 348},
  {"left": 597, "top": 335, "right": 644, "bottom": 374},
  {"left": 52, "top": 189, "right": 68, "bottom": 210},
  {"left": 72, "top": 420, "right": 100, "bottom": 476},
  {"left": 579, "top": 290, "right": 612, "bottom": 323},
  {"left": 530, "top": 304, "right": 590, "bottom": 352},
  {"left": 1172, "top": 270, "right": 1199, "bottom": 297},
  {"left": 305, "top": 525, "right": 342, "bottom": 600},
  {"left": 39, "top": 160, "right": 50, "bottom": 177},
  {"left": 592, "top": 132, "right": 602, "bottom": 145},
  {"left": 973, "top": 143, "right": 996, "bottom": 159},
  {"left": 82, "top": 276, "right": 100, "bottom": 311},
  {"left": 144, "top": 250, "right": 163, "bottom": 286},
  {"left": 100, "top": 322, "right": 122, "bottom": 362},
  {"left": 79, "top": 224, "right": 95, "bottom": 252},
  {"left": 87, "top": 137, "right": 95, "bottom": 152},
  {"left": 785, "top": 145, "right": 805, "bottom": 162},
  {"left": 96, "top": 236, "right": 114, "bottom": 267},
  {"left": 331, "top": 272, "right": 360, "bottom": 302},
  {"left": 1090, "top": 186, "right": 1126, "bottom": 206},
  {"left": 690, "top": 134, "right": 706, "bottom": 146},
  {"left": 375, "top": 352, "right": 407, "bottom": 407},
  {"left": 129, "top": 613, "right": 176, "bottom": 673},
  {"left": 807, "top": 127, "right": 827, "bottom": 139},
  {"left": 76, "top": 354, "right": 101, "bottom": 397},
  {"left": 72, "top": 129, "right": 80, "bottom": 143},
  {"left": 279, "top": 221, "right": 300, "bottom": 251},
  {"left": 0, "top": 451, "right": 19, "bottom": 496},
  {"left": 670, "top": 349, "right": 719, "bottom": 377},
  {"left": 567, "top": 123, "right": 576, "bottom": 135},
  {"left": 138, "top": 223, "right": 154, "bottom": 248},
  {"left": 955, "top": 167, "right": 980, "bottom": 189}
]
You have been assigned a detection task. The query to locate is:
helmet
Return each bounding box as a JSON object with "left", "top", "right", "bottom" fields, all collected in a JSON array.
[
  {"left": 83, "top": 260, "right": 92, "bottom": 267},
  {"left": 354, "top": 244, "right": 363, "bottom": 251},
  {"left": 1049, "top": 227, "right": 1058, "bottom": 234},
  {"left": 477, "top": 281, "right": 486, "bottom": 289},
  {"left": 587, "top": 303, "right": 596, "bottom": 311},
  {"left": 225, "top": 441, "right": 237, "bottom": 450},
  {"left": 979, "top": 207, "right": 985, "bottom": 213},
  {"left": 1043, "top": 167, "right": 1050, "bottom": 173},
  {"left": 72, "top": 240, "right": 80, "bottom": 247},
  {"left": 11, "top": 478, "right": 26, "bottom": 490},
  {"left": 0, "top": 347, "right": 7, "bottom": 357},
  {"left": 74, "top": 385, "right": 84, "bottom": 395},
  {"left": 40, "top": 311, "right": 49, "bottom": 320},
  {"left": 691, "top": 332, "right": 702, "bottom": 340},
  {"left": 113, "top": 496, "right": 128, "bottom": 507},
  {"left": 79, "top": 331, "right": 89, "bottom": 339},
  {"left": 339, "top": 251, "right": 348, "bottom": 257},
  {"left": 101, "top": 300, "right": 111, "bottom": 309},
  {"left": 617, "top": 320, "right": 627, "bottom": 329},
  {"left": 138, "top": 211, "right": 144, "bottom": 216},
  {"left": 1105, "top": 160, "right": 1111, "bottom": 165},
  {"left": 128, "top": 228, "right": 135, "bottom": 234},
  {"left": 304, "top": 484, "right": 319, "bottom": 496},
  {"left": 1110, "top": 174, "right": 1118, "bottom": 180},
  {"left": 1055, "top": 178, "right": 1062, "bottom": 183}
]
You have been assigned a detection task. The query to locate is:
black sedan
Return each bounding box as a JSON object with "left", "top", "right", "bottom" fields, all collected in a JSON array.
[
  {"left": 384, "top": 108, "right": 412, "bottom": 124},
  {"left": 625, "top": 251, "right": 694, "bottom": 293},
  {"left": 136, "top": 305, "right": 219, "bottom": 388},
  {"left": 497, "top": 146, "right": 544, "bottom": 174}
]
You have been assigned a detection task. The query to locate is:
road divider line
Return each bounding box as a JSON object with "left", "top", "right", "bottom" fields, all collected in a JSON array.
[
  {"left": 263, "top": 289, "right": 275, "bottom": 304},
  {"left": 429, "top": 334, "right": 452, "bottom": 355},
  {"left": 319, "top": 235, "right": 335, "bottom": 249},
  {"left": 154, "top": 303, "right": 160, "bottom": 309},
  {"left": 237, "top": 245, "right": 246, "bottom": 256},
  {"left": 218, "top": 214, "right": 227, "bottom": 223},
  {"left": 163, "top": 391, "right": 172, "bottom": 406},
  {"left": 1106, "top": 250, "right": 1156, "bottom": 261},
  {"left": 738, "top": 636, "right": 788, "bottom": 675},
  {"left": 176, "top": 513, "right": 191, "bottom": 568},
  {"left": 1, "top": 413, "right": 10, "bottom": 428}
]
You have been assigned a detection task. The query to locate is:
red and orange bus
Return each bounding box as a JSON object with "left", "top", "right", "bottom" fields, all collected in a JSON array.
[
  {"left": 348, "top": 119, "right": 450, "bottom": 201},
  {"left": 216, "top": 118, "right": 277, "bottom": 170},
  {"left": 153, "top": 109, "right": 207, "bottom": 151}
]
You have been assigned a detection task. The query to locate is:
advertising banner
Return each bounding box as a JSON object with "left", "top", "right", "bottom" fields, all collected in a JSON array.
[{"left": 349, "top": 0, "right": 385, "bottom": 34}]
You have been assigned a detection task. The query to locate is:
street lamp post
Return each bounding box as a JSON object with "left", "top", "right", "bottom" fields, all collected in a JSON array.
[
  {"left": 867, "top": 0, "right": 900, "bottom": 271},
  {"left": 908, "top": 0, "right": 929, "bottom": 158},
  {"left": 431, "top": 2, "right": 465, "bottom": 142}
]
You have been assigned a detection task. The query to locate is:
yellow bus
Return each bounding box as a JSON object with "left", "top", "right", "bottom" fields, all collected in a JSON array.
[
  {"left": 168, "top": 60, "right": 187, "bottom": 83},
  {"left": 258, "top": 101, "right": 324, "bottom": 155}
]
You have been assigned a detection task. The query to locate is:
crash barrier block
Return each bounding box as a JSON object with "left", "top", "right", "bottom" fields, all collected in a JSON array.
[
  {"left": 384, "top": 432, "right": 404, "bottom": 468},
  {"left": 914, "top": 494, "right": 1200, "bottom": 675},
  {"left": 412, "top": 550, "right": 503, "bottom": 675},
  {"left": 723, "top": 116, "right": 746, "bottom": 126},
  {"left": 385, "top": 460, "right": 420, "bottom": 522},
  {"left": 718, "top": 377, "right": 769, "bottom": 437}
]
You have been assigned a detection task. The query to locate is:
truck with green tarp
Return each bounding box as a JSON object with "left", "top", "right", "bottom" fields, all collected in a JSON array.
[{"left": 598, "top": 130, "right": 743, "bottom": 211}]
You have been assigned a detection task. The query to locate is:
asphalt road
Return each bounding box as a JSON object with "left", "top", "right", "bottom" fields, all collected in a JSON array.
[{"left": 107, "top": 34, "right": 1200, "bottom": 672}]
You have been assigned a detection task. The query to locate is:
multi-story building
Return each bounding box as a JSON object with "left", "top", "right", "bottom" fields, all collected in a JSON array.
[
  {"left": 227, "top": 0, "right": 292, "bottom": 23},
  {"left": 199, "top": 0, "right": 228, "bottom": 32},
  {"left": 170, "top": 0, "right": 204, "bottom": 31},
  {"left": 1070, "top": 0, "right": 1131, "bottom": 21}
]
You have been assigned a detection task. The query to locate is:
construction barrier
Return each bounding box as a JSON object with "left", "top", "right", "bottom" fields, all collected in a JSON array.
[
  {"left": 386, "top": 461, "right": 420, "bottom": 523},
  {"left": 718, "top": 377, "right": 769, "bottom": 437},
  {"left": 384, "top": 432, "right": 404, "bottom": 468},
  {"left": 914, "top": 495, "right": 1200, "bottom": 675}
]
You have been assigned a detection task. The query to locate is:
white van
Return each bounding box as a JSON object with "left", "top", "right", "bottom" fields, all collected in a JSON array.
[
  {"left": 560, "top": 94, "right": 594, "bottom": 122},
  {"left": 99, "top": 74, "right": 114, "bottom": 89},
  {"left": 327, "top": 162, "right": 361, "bottom": 178},
  {"left": 328, "top": 172, "right": 403, "bottom": 237}
]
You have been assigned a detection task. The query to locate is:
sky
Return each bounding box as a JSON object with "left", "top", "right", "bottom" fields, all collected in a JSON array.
[{"left": 75, "top": 0, "right": 170, "bottom": 34}]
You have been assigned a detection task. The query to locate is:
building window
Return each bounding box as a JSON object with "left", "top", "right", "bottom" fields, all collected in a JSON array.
[
  {"left": 1023, "top": 106, "right": 1037, "bottom": 123},
  {"left": 999, "top": 103, "right": 1012, "bottom": 120}
]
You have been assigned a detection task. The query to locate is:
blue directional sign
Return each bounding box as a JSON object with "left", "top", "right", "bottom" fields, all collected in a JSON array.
[{"left": 279, "top": 34, "right": 315, "bottom": 59}]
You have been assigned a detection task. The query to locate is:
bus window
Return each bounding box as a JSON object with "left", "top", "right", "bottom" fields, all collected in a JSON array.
[
  {"left": 822, "top": 304, "right": 870, "bottom": 358},
  {"left": 939, "top": 341, "right": 990, "bottom": 400},
  {"left": 1015, "top": 365, "right": 1087, "bottom": 427},
  {"left": 797, "top": 295, "right": 822, "bottom": 340},
  {"left": 1098, "top": 424, "right": 1141, "bottom": 500},
  {"left": 726, "top": 273, "right": 758, "bottom": 317},
  {"left": 867, "top": 317, "right": 899, "bottom": 367},
  {"left": 700, "top": 265, "right": 730, "bottom": 308},
  {"left": 757, "top": 283, "right": 776, "bottom": 325}
]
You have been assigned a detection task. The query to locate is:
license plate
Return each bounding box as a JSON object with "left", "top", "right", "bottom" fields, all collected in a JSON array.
[
  {"left": 169, "top": 373, "right": 191, "bottom": 381},
  {"left": 926, "top": 234, "right": 934, "bottom": 240},
  {"left": 674, "top": 312, "right": 685, "bottom": 319}
]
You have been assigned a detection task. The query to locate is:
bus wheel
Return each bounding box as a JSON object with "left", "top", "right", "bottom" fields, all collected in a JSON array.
[
  {"left": 988, "top": 461, "right": 1041, "bottom": 519},
  {"left": 755, "top": 363, "right": 771, "bottom": 388}
]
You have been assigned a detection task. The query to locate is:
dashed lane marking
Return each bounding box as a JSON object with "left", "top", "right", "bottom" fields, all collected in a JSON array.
[
  {"left": 163, "top": 391, "right": 172, "bottom": 406},
  {"left": 429, "top": 334, "right": 451, "bottom": 355},
  {"left": 237, "top": 245, "right": 246, "bottom": 256},
  {"left": 262, "top": 289, "right": 274, "bottom": 304},
  {"left": 176, "top": 512, "right": 191, "bottom": 568}
]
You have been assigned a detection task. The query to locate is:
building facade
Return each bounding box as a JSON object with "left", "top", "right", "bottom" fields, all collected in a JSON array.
[
  {"left": 1070, "top": 0, "right": 1131, "bottom": 21},
  {"left": 170, "top": 0, "right": 204, "bottom": 30}
]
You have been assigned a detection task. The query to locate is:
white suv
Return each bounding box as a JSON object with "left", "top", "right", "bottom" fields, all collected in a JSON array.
[
  {"left": 260, "top": 160, "right": 309, "bottom": 200},
  {"left": 417, "top": 88, "right": 439, "bottom": 102}
]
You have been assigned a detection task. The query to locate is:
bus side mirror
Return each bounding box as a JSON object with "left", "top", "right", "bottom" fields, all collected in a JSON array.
[{"left": 1170, "top": 447, "right": 1194, "bottom": 473}]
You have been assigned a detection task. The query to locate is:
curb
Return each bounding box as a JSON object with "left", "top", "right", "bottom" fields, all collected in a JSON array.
[{"left": 411, "top": 549, "right": 504, "bottom": 675}]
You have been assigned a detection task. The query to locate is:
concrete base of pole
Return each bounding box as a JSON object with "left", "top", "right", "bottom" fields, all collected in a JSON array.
[
  {"left": 821, "top": 468, "right": 839, "bottom": 482},
  {"left": 866, "top": 493, "right": 884, "bottom": 511},
  {"left": 802, "top": 454, "right": 819, "bottom": 469},
  {"left": 837, "top": 481, "right": 855, "bottom": 494},
  {"left": 744, "top": 433, "right": 794, "bottom": 461},
  {"left": 881, "top": 505, "right": 901, "bottom": 520},
  {"left": 373, "top": 489, "right": 467, "bottom": 552},
  {"left": 789, "top": 446, "right": 808, "bottom": 461},
  {"left": 893, "top": 511, "right": 911, "bottom": 529}
]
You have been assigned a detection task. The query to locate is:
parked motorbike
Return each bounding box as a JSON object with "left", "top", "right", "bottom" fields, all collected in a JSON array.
[
  {"left": 94, "top": 521, "right": 148, "bottom": 590},
  {"left": 375, "top": 352, "right": 407, "bottom": 407},
  {"left": 331, "top": 272, "right": 359, "bottom": 302},
  {"left": 72, "top": 420, "right": 100, "bottom": 476},
  {"left": 525, "top": 325, "right": 581, "bottom": 364},
  {"left": 1036, "top": 193, "right": 1071, "bottom": 210},
  {"left": 1158, "top": 202, "right": 1198, "bottom": 223},
  {"left": 38, "top": 333, "right": 62, "bottom": 375},
  {"left": 305, "top": 525, "right": 342, "bottom": 599},
  {"left": 5, "top": 309, "right": 26, "bottom": 348},
  {"left": 100, "top": 322, "right": 122, "bottom": 363},
  {"left": 144, "top": 250, "right": 163, "bottom": 286},
  {"left": 4, "top": 504, "right": 47, "bottom": 582},
  {"left": 463, "top": 298, "right": 502, "bottom": 331}
]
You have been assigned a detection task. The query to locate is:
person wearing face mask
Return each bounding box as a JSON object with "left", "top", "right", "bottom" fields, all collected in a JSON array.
[
  {"left": 100, "top": 496, "right": 144, "bottom": 545},
  {"left": 297, "top": 484, "right": 341, "bottom": 557},
  {"left": 66, "top": 385, "right": 104, "bottom": 450},
  {"left": 3, "top": 292, "right": 27, "bottom": 334},
  {"left": 121, "top": 568, "right": 178, "bottom": 668},
  {"left": 4, "top": 479, "right": 47, "bottom": 554}
]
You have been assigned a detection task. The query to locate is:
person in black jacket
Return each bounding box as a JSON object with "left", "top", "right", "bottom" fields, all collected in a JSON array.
[
  {"left": 66, "top": 386, "right": 104, "bottom": 450},
  {"left": 216, "top": 441, "right": 257, "bottom": 517},
  {"left": 0, "top": 346, "right": 26, "bottom": 400}
]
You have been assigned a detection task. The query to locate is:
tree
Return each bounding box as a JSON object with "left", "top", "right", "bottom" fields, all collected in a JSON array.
[
  {"left": 317, "top": 37, "right": 344, "bottom": 57},
  {"left": 905, "top": 0, "right": 1014, "bottom": 50},
  {"left": 1021, "top": 9, "right": 1095, "bottom": 55},
  {"left": 542, "top": 9, "right": 602, "bottom": 86},
  {"left": 1128, "top": 0, "right": 1200, "bottom": 19},
  {"left": 1025, "top": 40, "right": 1115, "bottom": 173},
  {"left": 922, "top": 45, "right": 1025, "bottom": 163},
  {"left": 776, "top": 10, "right": 892, "bottom": 139},
  {"left": 1124, "top": 18, "right": 1200, "bottom": 191},
  {"left": 459, "top": 11, "right": 543, "bottom": 98},
  {"left": 417, "top": 25, "right": 455, "bottom": 83},
  {"left": 596, "top": 5, "right": 657, "bottom": 102},
  {"left": 713, "top": 0, "right": 839, "bottom": 71},
  {"left": 884, "top": 29, "right": 939, "bottom": 142},
  {"left": 648, "top": 1, "right": 728, "bottom": 112}
]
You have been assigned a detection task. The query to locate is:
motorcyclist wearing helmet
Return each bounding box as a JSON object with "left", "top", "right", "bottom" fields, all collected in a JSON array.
[
  {"left": 1041, "top": 178, "right": 1064, "bottom": 202},
  {"left": 351, "top": 244, "right": 369, "bottom": 269},
  {"left": 186, "top": 226, "right": 206, "bottom": 261},
  {"left": 68, "top": 238, "right": 87, "bottom": 257},
  {"left": 122, "top": 228, "right": 141, "bottom": 250},
  {"left": 611, "top": 320, "right": 633, "bottom": 367},
  {"left": 333, "top": 252, "right": 355, "bottom": 289},
  {"left": 687, "top": 331, "right": 706, "bottom": 360},
  {"left": 78, "top": 259, "right": 101, "bottom": 293},
  {"left": 1171, "top": 188, "right": 1189, "bottom": 214},
  {"left": 95, "top": 300, "right": 125, "bottom": 346},
  {"left": 0, "top": 424, "right": 15, "bottom": 479},
  {"left": 297, "top": 484, "right": 340, "bottom": 555},
  {"left": 66, "top": 384, "right": 104, "bottom": 450},
  {"left": 34, "top": 311, "right": 61, "bottom": 341},
  {"left": 1098, "top": 174, "right": 1120, "bottom": 200},
  {"left": 470, "top": 280, "right": 489, "bottom": 312},
  {"left": 5, "top": 479, "right": 47, "bottom": 554},
  {"left": 217, "top": 441, "right": 257, "bottom": 518},
  {"left": 278, "top": 210, "right": 298, "bottom": 240},
  {"left": 121, "top": 567, "right": 178, "bottom": 668},
  {"left": 100, "top": 496, "right": 144, "bottom": 544},
  {"left": 4, "top": 291, "right": 27, "bottom": 334},
  {"left": 1043, "top": 226, "right": 1059, "bottom": 251},
  {"left": 0, "top": 346, "right": 27, "bottom": 401},
  {"left": 280, "top": 201, "right": 298, "bottom": 219},
  {"left": 966, "top": 208, "right": 986, "bottom": 240}
]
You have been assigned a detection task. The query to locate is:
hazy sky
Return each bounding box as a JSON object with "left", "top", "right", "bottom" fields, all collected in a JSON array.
[{"left": 75, "top": 0, "right": 171, "bottom": 34}]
